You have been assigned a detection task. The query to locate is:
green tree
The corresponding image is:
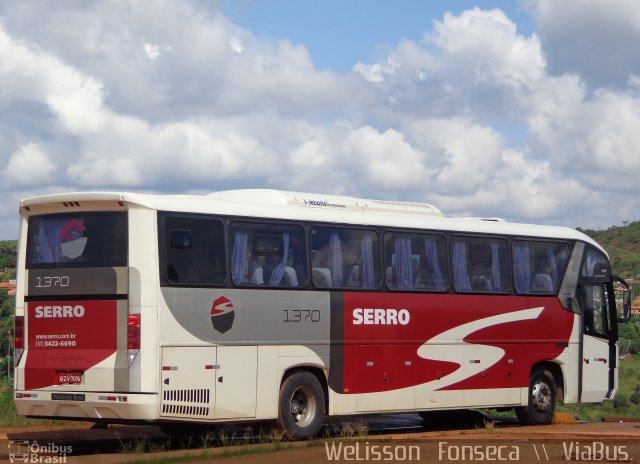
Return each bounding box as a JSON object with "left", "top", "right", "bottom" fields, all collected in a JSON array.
[
  {"left": 0, "top": 289, "right": 14, "bottom": 380},
  {"left": 619, "top": 319, "right": 640, "bottom": 355},
  {"left": 0, "top": 240, "right": 17, "bottom": 270}
]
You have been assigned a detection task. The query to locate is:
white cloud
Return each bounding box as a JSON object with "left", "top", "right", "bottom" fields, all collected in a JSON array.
[
  {"left": 3, "top": 143, "right": 56, "bottom": 186},
  {"left": 143, "top": 43, "right": 160, "bottom": 60},
  {"left": 430, "top": 8, "right": 545, "bottom": 89},
  {"left": 530, "top": 0, "right": 640, "bottom": 88},
  {"left": 0, "top": 25, "right": 106, "bottom": 134},
  {"left": 229, "top": 38, "right": 245, "bottom": 54},
  {"left": 341, "top": 126, "right": 430, "bottom": 190},
  {"left": 404, "top": 118, "right": 505, "bottom": 195},
  {"left": 0, "top": 1, "right": 639, "bottom": 239}
]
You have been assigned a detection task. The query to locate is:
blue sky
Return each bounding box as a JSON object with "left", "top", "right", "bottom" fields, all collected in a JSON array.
[
  {"left": 221, "top": 0, "right": 534, "bottom": 71},
  {"left": 0, "top": 0, "right": 639, "bottom": 238}
]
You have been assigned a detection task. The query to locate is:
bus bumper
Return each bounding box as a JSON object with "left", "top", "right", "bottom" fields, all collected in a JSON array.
[{"left": 14, "top": 391, "right": 159, "bottom": 421}]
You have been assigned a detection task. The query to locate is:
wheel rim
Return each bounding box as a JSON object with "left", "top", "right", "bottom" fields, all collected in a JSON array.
[
  {"left": 290, "top": 385, "right": 316, "bottom": 427},
  {"left": 531, "top": 379, "right": 551, "bottom": 412}
]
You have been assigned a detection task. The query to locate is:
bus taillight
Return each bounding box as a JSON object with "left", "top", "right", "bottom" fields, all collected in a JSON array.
[
  {"left": 127, "top": 314, "right": 141, "bottom": 366},
  {"left": 13, "top": 315, "right": 24, "bottom": 365}
]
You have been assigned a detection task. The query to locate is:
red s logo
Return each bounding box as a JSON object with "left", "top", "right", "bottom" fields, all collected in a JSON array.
[{"left": 210, "top": 296, "right": 235, "bottom": 333}]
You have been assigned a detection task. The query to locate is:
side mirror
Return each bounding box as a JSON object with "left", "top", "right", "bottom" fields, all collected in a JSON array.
[{"left": 613, "top": 275, "right": 631, "bottom": 323}]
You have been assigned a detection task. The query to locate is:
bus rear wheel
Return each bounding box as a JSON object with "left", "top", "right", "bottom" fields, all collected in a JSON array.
[
  {"left": 516, "top": 367, "right": 556, "bottom": 425},
  {"left": 278, "top": 371, "right": 325, "bottom": 439}
]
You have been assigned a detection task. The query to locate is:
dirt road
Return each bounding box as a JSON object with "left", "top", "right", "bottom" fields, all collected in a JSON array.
[{"left": 2, "top": 417, "right": 640, "bottom": 464}]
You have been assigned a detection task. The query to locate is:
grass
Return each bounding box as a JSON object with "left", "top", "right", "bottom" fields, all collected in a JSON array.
[
  {"left": 330, "top": 419, "right": 369, "bottom": 438},
  {"left": 122, "top": 421, "right": 370, "bottom": 464},
  {"left": 121, "top": 425, "right": 333, "bottom": 464},
  {"left": 0, "top": 377, "right": 68, "bottom": 427},
  {"left": 472, "top": 418, "right": 497, "bottom": 434}
]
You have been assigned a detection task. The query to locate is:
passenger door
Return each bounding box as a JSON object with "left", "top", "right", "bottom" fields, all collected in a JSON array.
[
  {"left": 580, "top": 282, "right": 616, "bottom": 402},
  {"left": 579, "top": 248, "right": 617, "bottom": 402}
]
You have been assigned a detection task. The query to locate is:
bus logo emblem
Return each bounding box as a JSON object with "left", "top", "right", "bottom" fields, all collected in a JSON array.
[
  {"left": 59, "top": 218, "right": 88, "bottom": 259},
  {"left": 210, "top": 296, "right": 235, "bottom": 333}
]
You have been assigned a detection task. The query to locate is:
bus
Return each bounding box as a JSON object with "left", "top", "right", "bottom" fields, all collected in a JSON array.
[{"left": 13, "top": 189, "right": 631, "bottom": 439}]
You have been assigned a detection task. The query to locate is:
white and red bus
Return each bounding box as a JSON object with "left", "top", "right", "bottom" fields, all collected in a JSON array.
[{"left": 13, "top": 190, "right": 630, "bottom": 438}]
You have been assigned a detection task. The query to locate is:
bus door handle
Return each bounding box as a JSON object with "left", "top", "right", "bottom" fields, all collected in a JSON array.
[{"left": 218, "top": 376, "right": 223, "bottom": 383}]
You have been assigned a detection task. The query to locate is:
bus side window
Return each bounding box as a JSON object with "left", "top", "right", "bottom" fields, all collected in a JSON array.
[
  {"left": 310, "top": 227, "right": 380, "bottom": 289},
  {"left": 582, "top": 249, "right": 610, "bottom": 280},
  {"left": 230, "top": 222, "right": 307, "bottom": 288},
  {"left": 580, "top": 247, "right": 612, "bottom": 338},
  {"left": 512, "top": 240, "right": 570, "bottom": 295},
  {"left": 383, "top": 232, "right": 448, "bottom": 292},
  {"left": 583, "top": 283, "right": 609, "bottom": 337},
  {"left": 452, "top": 236, "right": 510, "bottom": 294},
  {"left": 164, "top": 217, "right": 226, "bottom": 286}
]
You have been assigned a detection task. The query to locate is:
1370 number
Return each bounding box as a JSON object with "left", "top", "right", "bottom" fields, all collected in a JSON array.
[
  {"left": 35, "top": 275, "right": 70, "bottom": 288},
  {"left": 283, "top": 309, "right": 320, "bottom": 323}
]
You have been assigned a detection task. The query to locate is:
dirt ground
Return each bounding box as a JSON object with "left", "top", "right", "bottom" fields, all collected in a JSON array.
[
  {"left": 134, "top": 422, "right": 640, "bottom": 464},
  {"left": 3, "top": 420, "right": 640, "bottom": 464}
]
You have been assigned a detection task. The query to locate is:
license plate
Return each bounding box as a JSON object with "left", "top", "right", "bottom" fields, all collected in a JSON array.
[
  {"left": 57, "top": 372, "right": 83, "bottom": 385},
  {"left": 51, "top": 393, "right": 86, "bottom": 401}
]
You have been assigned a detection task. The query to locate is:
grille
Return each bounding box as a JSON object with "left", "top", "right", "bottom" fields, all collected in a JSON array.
[{"left": 161, "top": 388, "right": 211, "bottom": 418}]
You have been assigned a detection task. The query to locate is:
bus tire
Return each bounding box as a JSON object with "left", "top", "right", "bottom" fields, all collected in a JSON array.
[
  {"left": 516, "top": 367, "right": 556, "bottom": 425},
  {"left": 278, "top": 371, "right": 325, "bottom": 439}
]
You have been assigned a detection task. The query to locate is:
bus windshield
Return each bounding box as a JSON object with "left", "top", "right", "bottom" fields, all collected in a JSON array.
[{"left": 26, "top": 212, "right": 128, "bottom": 268}]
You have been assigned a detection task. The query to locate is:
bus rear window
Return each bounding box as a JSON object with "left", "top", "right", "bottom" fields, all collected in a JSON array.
[{"left": 27, "top": 212, "right": 128, "bottom": 268}]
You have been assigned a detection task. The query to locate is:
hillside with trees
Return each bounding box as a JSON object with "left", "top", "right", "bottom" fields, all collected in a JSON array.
[
  {"left": 581, "top": 221, "right": 640, "bottom": 277},
  {"left": 0, "top": 240, "right": 17, "bottom": 379},
  {"left": 0, "top": 240, "right": 16, "bottom": 277}
]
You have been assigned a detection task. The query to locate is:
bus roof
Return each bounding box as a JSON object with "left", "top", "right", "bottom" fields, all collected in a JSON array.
[{"left": 20, "top": 189, "right": 603, "bottom": 251}]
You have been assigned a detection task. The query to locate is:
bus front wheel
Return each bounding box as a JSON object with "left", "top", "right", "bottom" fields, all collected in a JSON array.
[
  {"left": 516, "top": 367, "right": 556, "bottom": 425},
  {"left": 278, "top": 371, "right": 325, "bottom": 439}
]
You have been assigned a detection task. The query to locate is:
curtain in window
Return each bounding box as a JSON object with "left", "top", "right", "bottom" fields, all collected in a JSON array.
[
  {"left": 513, "top": 243, "right": 531, "bottom": 293},
  {"left": 555, "top": 247, "right": 569, "bottom": 283},
  {"left": 453, "top": 241, "right": 471, "bottom": 291},
  {"left": 394, "top": 237, "right": 413, "bottom": 290},
  {"left": 425, "top": 239, "right": 446, "bottom": 291},
  {"left": 361, "top": 234, "right": 375, "bottom": 289},
  {"left": 269, "top": 233, "right": 290, "bottom": 286},
  {"left": 547, "top": 248, "right": 558, "bottom": 286},
  {"left": 231, "top": 232, "right": 248, "bottom": 285},
  {"left": 37, "top": 219, "right": 67, "bottom": 263},
  {"left": 558, "top": 247, "right": 569, "bottom": 270},
  {"left": 490, "top": 243, "right": 502, "bottom": 292},
  {"left": 329, "top": 233, "right": 343, "bottom": 287},
  {"left": 583, "top": 250, "right": 599, "bottom": 276}
]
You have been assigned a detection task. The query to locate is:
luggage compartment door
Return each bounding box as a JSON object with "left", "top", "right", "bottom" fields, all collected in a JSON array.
[{"left": 160, "top": 346, "right": 216, "bottom": 419}]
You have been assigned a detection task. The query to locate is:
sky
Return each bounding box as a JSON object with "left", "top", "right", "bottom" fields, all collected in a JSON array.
[{"left": 0, "top": 0, "right": 639, "bottom": 239}]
